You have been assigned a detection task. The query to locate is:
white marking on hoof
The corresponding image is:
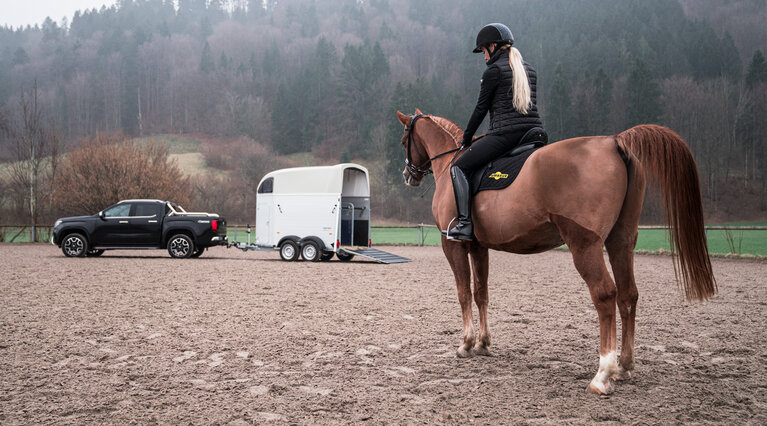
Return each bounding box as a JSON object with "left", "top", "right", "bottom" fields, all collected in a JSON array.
[{"left": 589, "top": 351, "right": 618, "bottom": 394}]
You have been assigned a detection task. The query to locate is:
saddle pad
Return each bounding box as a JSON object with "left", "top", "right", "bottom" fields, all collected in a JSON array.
[{"left": 471, "top": 147, "right": 539, "bottom": 194}]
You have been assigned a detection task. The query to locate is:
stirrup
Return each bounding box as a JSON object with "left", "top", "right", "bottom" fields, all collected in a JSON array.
[
  {"left": 441, "top": 217, "right": 474, "bottom": 241},
  {"left": 441, "top": 217, "right": 457, "bottom": 238}
]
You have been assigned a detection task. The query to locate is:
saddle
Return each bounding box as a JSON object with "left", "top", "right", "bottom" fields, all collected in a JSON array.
[{"left": 470, "top": 127, "right": 548, "bottom": 195}]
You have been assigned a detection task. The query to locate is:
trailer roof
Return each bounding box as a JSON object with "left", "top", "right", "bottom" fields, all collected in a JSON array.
[{"left": 259, "top": 163, "right": 369, "bottom": 196}]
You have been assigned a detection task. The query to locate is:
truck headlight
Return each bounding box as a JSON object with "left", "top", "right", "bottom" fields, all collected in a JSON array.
[{"left": 54, "top": 220, "right": 62, "bottom": 228}]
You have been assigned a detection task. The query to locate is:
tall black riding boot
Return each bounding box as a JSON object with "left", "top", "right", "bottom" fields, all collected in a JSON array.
[{"left": 442, "top": 166, "right": 474, "bottom": 241}]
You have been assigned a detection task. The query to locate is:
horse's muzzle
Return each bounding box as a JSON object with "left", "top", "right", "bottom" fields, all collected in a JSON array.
[{"left": 403, "top": 168, "right": 422, "bottom": 187}]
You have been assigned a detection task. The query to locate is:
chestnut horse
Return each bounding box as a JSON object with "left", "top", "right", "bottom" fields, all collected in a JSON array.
[{"left": 396, "top": 109, "right": 716, "bottom": 394}]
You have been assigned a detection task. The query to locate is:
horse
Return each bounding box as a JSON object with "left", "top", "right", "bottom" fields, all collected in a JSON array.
[{"left": 396, "top": 109, "right": 716, "bottom": 395}]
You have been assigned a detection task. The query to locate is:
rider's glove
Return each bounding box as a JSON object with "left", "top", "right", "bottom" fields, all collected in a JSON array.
[{"left": 461, "top": 134, "right": 472, "bottom": 149}]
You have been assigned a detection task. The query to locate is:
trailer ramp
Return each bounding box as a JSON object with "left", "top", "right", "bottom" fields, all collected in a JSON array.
[{"left": 340, "top": 247, "right": 411, "bottom": 264}]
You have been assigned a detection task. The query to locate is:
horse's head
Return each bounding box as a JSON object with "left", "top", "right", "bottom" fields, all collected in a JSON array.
[{"left": 397, "top": 108, "right": 431, "bottom": 187}]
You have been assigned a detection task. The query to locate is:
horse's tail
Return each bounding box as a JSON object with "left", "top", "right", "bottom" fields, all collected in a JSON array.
[{"left": 616, "top": 124, "right": 716, "bottom": 301}]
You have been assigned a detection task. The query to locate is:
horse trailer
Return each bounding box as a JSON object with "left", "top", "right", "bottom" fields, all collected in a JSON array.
[{"left": 230, "top": 163, "right": 410, "bottom": 264}]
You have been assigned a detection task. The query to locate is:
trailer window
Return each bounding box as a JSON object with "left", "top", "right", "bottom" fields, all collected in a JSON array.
[{"left": 258, "top": 177, "right": 274, "bottom": 194}]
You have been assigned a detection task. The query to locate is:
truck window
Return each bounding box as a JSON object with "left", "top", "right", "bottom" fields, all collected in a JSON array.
[
  {"left": 133, "top": 203, "right": 160, "bottom": 217},
  {"left": 104, "top": 203, "right": 131, "bottom": 218}
]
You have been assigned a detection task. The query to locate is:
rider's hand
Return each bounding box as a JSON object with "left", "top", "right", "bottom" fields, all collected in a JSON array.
[{"left": 461, "top": 134, "right": 472, "bottom": 148}]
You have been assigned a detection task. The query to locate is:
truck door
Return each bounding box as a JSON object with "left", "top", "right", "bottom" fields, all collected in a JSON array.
[
  {"left": 92, "top": 202, "right": 133, "bottom": 246},
  {"left": 129, "top": 202, "right": 163, "bottom": 246}
]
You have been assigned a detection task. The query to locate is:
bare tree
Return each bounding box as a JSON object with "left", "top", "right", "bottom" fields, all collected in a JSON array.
[
  {"left": 54, "top": 134, "right": 191, "bottom": 216},
  {"left": 7, "top": 82, "right": 60, "bottom": 240}
]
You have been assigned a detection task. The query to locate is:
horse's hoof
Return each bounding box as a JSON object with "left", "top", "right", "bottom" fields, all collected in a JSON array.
[
  {"left": 473, "top": 346, "right": 491, "bottom": 357},
  {"left": 587, "top": 379, "right": 614, "bottom": 395},
  {"left": 456, "top": 347, "right": 474, "bottom": 358},
  {"left": 612, "top": 367, "right": 632, "bottom": 381}
]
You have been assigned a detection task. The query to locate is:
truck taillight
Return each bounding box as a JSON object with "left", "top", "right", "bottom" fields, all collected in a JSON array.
[
  {"left": 369, "top": 239, "right": 372, "bottom": 247},
  {"left": 211, "top": 220, "right": 218, "bottom": 231}
]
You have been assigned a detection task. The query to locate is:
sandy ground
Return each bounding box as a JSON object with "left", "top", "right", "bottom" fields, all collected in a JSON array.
[{"left": 0, "top": 243, "right": 765, "bottom": 424}]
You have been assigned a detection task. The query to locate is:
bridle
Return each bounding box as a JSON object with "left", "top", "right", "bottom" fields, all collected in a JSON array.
[{"left": 403, "top": 113, "right": 461, "bottom": 178}]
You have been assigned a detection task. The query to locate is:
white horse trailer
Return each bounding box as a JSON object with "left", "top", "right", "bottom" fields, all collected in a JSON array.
[{"left": 231, "top": 163, "right": 410, "bottom": 264}]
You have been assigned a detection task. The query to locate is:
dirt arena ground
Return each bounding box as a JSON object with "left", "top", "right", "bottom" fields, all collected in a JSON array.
[{"left": 1, "top": 243, "right": 765, "bottom": 424}]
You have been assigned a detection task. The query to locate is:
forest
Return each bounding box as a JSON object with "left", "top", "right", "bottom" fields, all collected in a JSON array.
[{"left": 0, "top": 0, "right": 766, "bottom": 225}]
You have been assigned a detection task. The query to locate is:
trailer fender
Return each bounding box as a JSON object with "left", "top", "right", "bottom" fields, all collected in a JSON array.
[
  {"left": 299, "top": 236, "right": 326, "bottom": 250},
  {"left": 277, "top": 235, "right": 301, "bottom": 248}
]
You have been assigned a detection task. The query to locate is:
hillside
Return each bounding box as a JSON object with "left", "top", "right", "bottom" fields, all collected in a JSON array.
[{"left": 1, "top": 0, "right": 765, "bottom": 223}]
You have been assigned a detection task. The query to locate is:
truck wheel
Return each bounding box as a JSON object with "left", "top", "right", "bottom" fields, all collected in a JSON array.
[
  {"left": 190, "top": 247, "right": 205, "bottom": 258},
  {"left": 301, "top": 241, "right": 320, "bottom": 262},
  {"left": 320, "top": 252, "right": 334, "bottom": 262},
  {"left": 61, "top": 233, "right": 88, "bottom": 257},
  {"left": 168, "top": 234, "right": 194, "bottom": 258},
  {"left": 279, "top": 240, "right": 299, "bottom": 261},
  {"left": 86, "top": 249, "right": 105, "bottom": 257},
  {"left": 336, "top": 251, "right": 355, "bottom": 262}
]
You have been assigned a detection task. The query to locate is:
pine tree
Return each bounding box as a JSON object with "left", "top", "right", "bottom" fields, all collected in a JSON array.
[
  {"left": 200, "top": 41, "right": 215, "bottom": 73},
  {"left": 626, "top": 58, "right": 661, "bottom": 126},
  {"left": 594, "top": 68, "right": 613, "bottom": 134},
  {"left": 746, "top": 50, "right": 767, "bottom": 89},
  {"left": 547, "top": 63, "right": 573, "bottom": 141}
]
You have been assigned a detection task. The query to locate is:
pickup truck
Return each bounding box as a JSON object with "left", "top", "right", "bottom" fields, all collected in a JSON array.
[{"left": 52, "top": 199, "right": 227, "bottom": 258}]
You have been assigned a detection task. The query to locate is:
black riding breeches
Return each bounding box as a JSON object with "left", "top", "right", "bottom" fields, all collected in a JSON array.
[{"left": 453, "top": 128, "right": 528, "bottom": 174}]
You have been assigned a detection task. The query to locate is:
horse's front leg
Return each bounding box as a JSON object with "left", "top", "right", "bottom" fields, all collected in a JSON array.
[
  {"left": 470, "top": 243, "right": 491, "bottom": 356},
  {"left": 442, "top": 238, "right": 475, "bottom": 358}
]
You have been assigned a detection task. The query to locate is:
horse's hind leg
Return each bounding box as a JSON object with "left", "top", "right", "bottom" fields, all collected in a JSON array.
[
  {"left": 470, "top": 243, "right": 490, "bottom": 356},
  {"left": 605, "top": 160, "right": 644, "bottom": 381},
  {"left": 605, "top": 229, "right": 639, "bottom": 380},
  {"left": 442, "top": 238, "right": 475, "bottom": 358},
  {"left": 555, "top": 217, "right": 618, "bottom": 394}
]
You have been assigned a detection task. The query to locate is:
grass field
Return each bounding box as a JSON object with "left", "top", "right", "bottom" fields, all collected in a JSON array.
[
  {"left": 371, "top": 224, "right": 767, "bottom": 256},
  {"left": 6, "top": 224, "right": 766, "bottom": 256}
]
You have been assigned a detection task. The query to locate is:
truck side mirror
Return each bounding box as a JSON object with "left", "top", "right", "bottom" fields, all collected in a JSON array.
[{"left": 99, "top": 211, "right": 105, "bottom": 219}]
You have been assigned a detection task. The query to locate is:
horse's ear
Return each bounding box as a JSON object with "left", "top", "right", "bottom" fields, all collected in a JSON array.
[
  {"left": 396, "top": 111, "right": 409, "bottom": 126},
  {"left": 415, "top": 108, "right": 423, "bottom": 115}
]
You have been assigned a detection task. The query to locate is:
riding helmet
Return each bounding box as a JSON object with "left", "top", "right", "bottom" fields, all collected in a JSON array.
[{"left": 473, "top": 23, "right": 514, "bottom": 53}]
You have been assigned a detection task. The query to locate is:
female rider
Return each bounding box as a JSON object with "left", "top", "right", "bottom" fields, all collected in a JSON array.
[{"left": 443, "top": 23, "right": 544, "bottom": 240}]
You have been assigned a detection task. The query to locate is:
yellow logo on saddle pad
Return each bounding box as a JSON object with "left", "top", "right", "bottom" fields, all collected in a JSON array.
[{"left": 488, "top": 171, "right": 509, "bottom": 180}]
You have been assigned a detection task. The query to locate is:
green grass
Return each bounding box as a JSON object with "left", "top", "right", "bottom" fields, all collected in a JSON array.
[
  {"left": 7, "top": 224, "right": 766, "bottom": 256},
  {"left": 0, "top": 227, "right": 53, "bottom": 243},
  {"left": 371, "top": 225, "right": 767, "bottom": 256},
  {"left": 636, "top": 227, "right": 767, "bottom": 256},
  {"left": 371, "top": 227, "right": 443, "bottom": 246}
]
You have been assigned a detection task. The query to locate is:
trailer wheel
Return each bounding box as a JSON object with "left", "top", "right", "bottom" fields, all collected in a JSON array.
[
  {"left": 336, "top": 251, "right": 355, "bottom": 262},
  {"left": 301, "top": 240, "right": 320, "bottom": 262},
  {"left": 320, "top": 252, "right": 334, "bottom": 262},
  {"left": 279, "top": 240, "right": 299, "bottom": 261}
]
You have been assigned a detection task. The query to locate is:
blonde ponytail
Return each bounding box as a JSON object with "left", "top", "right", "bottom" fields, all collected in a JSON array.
[{"left": 506, "top": 46, "right": 531, "bottom": 115}]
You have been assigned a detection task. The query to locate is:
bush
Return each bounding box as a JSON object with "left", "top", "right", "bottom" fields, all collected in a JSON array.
[{"left": 54, "top": 134, "right": 192, "bottom": 215}]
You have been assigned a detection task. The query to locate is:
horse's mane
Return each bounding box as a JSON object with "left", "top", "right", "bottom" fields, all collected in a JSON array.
[{"left": 428, "top": 116, "right": 462, "bottom": 147}]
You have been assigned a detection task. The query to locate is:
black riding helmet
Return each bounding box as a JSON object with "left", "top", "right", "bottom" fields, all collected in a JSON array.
[{"left": 473, "top": 23, "right": 514, "bottom": 53}]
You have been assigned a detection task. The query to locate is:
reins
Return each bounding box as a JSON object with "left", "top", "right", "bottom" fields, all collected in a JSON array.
[{"left": 403, "top": 114, "right": 463, "bottom": 197}]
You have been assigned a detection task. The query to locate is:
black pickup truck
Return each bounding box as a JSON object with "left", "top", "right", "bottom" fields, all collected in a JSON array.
[{"left": 52, "top": 199, "right": 227, "bottom": 258}]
